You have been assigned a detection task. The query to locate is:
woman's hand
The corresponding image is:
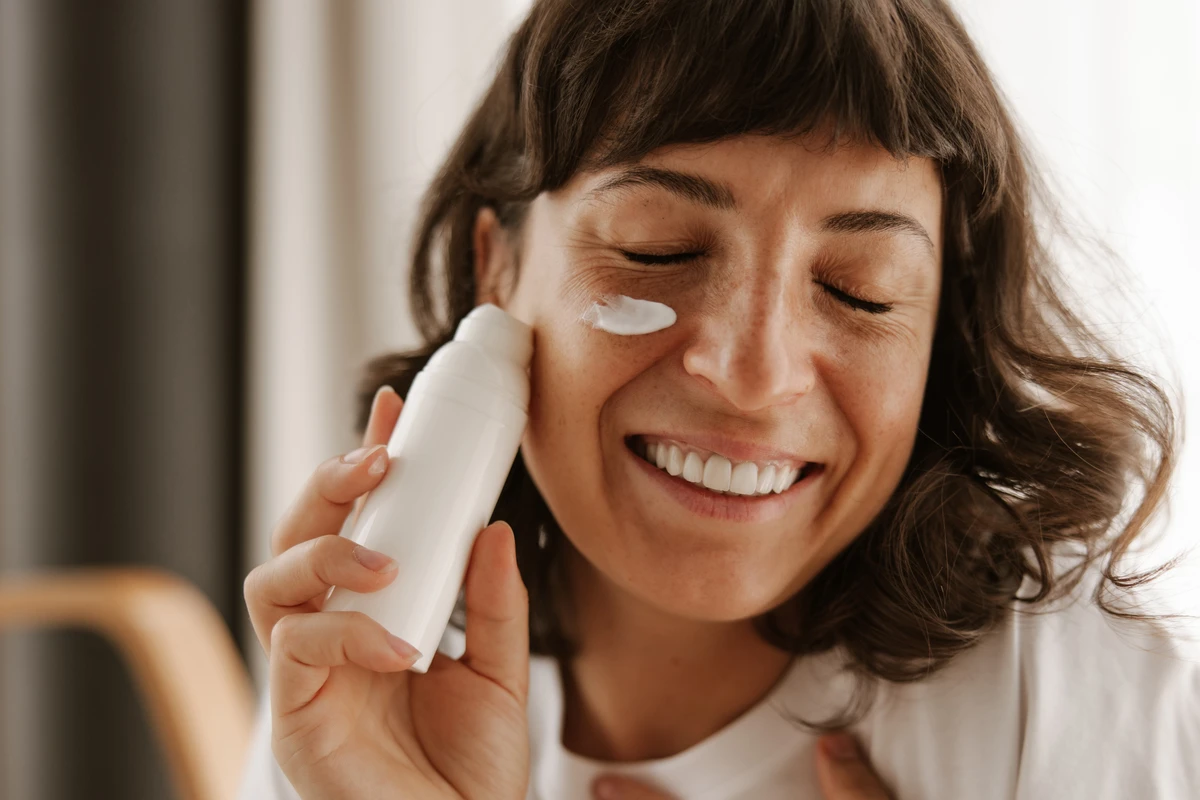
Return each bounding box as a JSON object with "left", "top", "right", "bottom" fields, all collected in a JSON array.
[
  {"left": 589, "top": 733, "right": 893, "bottom": 800},
  {"left": 810, "top": 735, "right": 893, "bottom": 800},
  {"left": 244, "top": 386, "right": 531, "bottom": 800}
]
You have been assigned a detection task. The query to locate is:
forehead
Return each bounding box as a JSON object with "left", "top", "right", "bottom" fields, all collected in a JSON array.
[{"left": 567, "top": 134, "right": 943, "bottom": 227}]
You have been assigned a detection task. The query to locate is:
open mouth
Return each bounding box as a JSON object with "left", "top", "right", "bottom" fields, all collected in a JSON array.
[{"left": 626, "top": 434, "right": 819, "bottom": 498}]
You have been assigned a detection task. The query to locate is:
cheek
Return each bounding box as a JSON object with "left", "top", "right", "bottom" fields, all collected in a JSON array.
[
  {"left": 521, "top": 297, "right": 673, "bottom": 480},
  {"left": 797, "top": 334, "right": 930, "bottom": 572},
  {"left": 518, "top": 299, "right": 680, "bottom": 566},
  {"left": 828, "top": 334, "right": 931, "bottom": 467},
  {"left": 531, "top": 305, "right": 665, "bottom": 404}
]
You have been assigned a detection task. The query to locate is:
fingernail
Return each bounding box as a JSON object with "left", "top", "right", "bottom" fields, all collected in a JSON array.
[
  {"left": 367, "top": 448, "right": 388, "bottom": 476},
  {"left": 373, "top": 384, "right": 397, "bottom": 403},
  {"left": 353, "top": 545, "right": 396, "bottom": 572},
  {"left": 820, "top": 733, "right": 860, "bottom": 761},
  {"left": 592, "top": 777, "right": 619, "bottom": 800},
  {"left": 343, "top": 446, "right": 374, "bottom": 464},
  {"left": 386, "top": 633, "right": 420, "bottom": 661}
]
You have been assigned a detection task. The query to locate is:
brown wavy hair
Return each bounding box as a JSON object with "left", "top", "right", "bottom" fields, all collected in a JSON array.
[{"left": 357, "top": 0, "right": 1179, "bottom": 701}]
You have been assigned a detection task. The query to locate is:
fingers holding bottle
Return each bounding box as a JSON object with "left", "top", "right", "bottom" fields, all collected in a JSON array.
[
  {"left": 269, "top": 443, "right": 388, "bottom": 557},
  {"left": 269, "top": 610, "right": 420, "bottom": 720},
  {"left": 361, "top": 384, "right": 403, "bottom": 450},
  {"left": 245, "top": 533, "right": 399, "bottom": 654}
]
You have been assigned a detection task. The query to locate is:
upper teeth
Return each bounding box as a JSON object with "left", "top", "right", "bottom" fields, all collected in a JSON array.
[{"left": 643, "top": 439, "right": 804, "bottom": 496}]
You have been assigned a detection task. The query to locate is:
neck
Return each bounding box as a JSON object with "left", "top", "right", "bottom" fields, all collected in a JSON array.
[{"left": 558, "top": 547, "right": 793, "bottom": 762}]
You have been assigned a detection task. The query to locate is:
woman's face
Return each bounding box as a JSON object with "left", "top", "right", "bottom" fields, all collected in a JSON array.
[{"left": 486, "top": 134, "right": 943, "bottom": 622}]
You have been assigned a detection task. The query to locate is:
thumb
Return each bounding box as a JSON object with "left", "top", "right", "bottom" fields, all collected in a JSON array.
[
  {"left": 459, "top": 521, "right": 530, "bottom": 702},
  {"left": 815, "top": 734, "right": 892, "bottom": 800}
]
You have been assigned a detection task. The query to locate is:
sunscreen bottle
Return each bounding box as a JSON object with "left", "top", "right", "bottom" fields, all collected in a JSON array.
[{"left": 325, "top": 304, "right": 532, "bottom": 672}]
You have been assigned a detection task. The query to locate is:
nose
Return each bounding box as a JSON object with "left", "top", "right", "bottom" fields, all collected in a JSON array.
[{"left": 681, "top": 282, "right": 816, "bottom": 413}]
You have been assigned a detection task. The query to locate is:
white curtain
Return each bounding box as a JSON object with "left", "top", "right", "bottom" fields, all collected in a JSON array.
[
  {"left": 246, "top": 0, "right": 531, "bottom": 680},
  {"left": 246, "top": 1, "right": 1200, "bottom": 680}
]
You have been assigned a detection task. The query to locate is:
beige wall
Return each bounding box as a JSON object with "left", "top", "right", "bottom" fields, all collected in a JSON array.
[{"left": 954, "top": 0, "right": 1200, "bottom": 622}]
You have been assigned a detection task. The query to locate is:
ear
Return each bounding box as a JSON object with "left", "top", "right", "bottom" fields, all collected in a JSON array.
[{"left": 473, "top": 206, "right": 516, "bottom": 308}]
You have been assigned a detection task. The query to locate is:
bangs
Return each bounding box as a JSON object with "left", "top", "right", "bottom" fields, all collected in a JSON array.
[{"left": 522, "top": 0, "right": 1007, "bottom": 214}]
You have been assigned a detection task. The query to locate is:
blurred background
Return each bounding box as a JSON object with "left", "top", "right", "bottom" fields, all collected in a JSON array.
[{"left": 0, "top": 1, "right": 1196, "bottom": 798}]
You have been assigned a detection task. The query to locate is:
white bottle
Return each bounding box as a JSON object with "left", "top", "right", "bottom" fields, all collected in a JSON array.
[{"left": 324, "top": 303, "right": 532, "bottom": 673}]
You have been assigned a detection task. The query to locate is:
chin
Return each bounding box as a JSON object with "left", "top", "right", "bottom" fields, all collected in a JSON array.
[{"left": 604, "top": 539, "right": 799, "bottom": 622}]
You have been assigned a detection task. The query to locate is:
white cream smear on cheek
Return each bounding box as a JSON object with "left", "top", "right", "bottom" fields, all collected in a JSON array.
[{"left": 580, "top": 294, "right": 677, "bottom": 335}]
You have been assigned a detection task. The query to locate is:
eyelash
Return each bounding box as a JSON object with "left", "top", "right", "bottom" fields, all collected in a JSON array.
[
  {"left": 619, "top": 250, "right": 894, "bottom": 315},
  {"left": 621, "top": 250, "right": 706, "bottom": 266}
]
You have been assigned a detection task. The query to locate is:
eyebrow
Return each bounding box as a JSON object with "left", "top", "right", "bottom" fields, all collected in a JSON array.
[
  {"left": 586, "top": 165, "right": 936, "bottom": 255},
  {"left": 820, "top": 210, "right": 936, "bottom": 256},
  {"left": 585, "top": 165, "right": 738, "bottom": 210}
]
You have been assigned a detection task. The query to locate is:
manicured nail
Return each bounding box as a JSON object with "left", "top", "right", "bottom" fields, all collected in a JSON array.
[
  {"left": 369, "top": 384, "right": 397, "bottom": 418},
  {"left": 386, "top": 633, "right": 420, "bottom": 661},
  {"left": 343, "top": 446, "right": 374, "bottom": 464},
  {"left": 367, "top": 448, "right": 389, "bottom": 476},
  {"left": 353, "top": 545, "right": 396, "bottom": 572},
  {"left": 592, "top": 777, "right": 619, "bottom": 800},
  {"left": 820, "top": 733, "right": 860, "bottom": 761}
]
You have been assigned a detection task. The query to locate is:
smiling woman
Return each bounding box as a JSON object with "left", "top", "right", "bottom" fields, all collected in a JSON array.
[
  {"left": 237, "top": 1, "right": 1198, "bottom": 799},
  {"left": 493, "top": 136, "right": 945, "bottom": 620}
]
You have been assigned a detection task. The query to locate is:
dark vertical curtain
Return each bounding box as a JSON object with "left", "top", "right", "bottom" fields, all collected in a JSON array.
[{"left": 0, "top": 2, "right": 247, "bottom": 798}]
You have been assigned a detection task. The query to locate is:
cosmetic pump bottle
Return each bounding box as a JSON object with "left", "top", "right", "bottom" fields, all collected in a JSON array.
[{"left": 324, "top": 303, "right": 532, "bottom": 672}]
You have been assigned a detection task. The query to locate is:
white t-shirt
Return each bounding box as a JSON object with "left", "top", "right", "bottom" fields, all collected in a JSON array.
[{"left": 237, "top": 574, "right": 1200, "bottom": 799}]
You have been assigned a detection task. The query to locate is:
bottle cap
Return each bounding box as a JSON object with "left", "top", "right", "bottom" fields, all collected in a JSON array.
[{"left": 455, "top": 304, "right": 533, "bottom": 368}]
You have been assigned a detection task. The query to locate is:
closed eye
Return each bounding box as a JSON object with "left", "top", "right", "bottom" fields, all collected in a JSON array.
[
  {"left": 819, "top": 282, "right": 893, "bottom": 314},
  {"left": 621, "top": 250, "right": 705, "bottom": 266}
]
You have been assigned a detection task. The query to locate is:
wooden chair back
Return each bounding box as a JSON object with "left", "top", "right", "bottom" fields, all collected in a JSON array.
[{"left": 0, "top": 568, "right": 253, "bottom": 800}]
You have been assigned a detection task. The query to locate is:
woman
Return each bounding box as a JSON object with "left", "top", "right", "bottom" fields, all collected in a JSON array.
[{"left": 238, "top": 1, "right": 1199, "bottom": 798}]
